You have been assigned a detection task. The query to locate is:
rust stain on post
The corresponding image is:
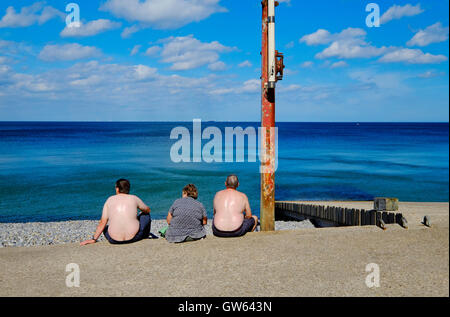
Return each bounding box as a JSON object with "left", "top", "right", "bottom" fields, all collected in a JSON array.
[{"left": 260, "top": 0, "right": 275, "bottom": 231}]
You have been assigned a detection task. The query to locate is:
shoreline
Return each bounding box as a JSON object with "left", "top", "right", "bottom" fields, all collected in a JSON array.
[
  {"left": 0, "top": 218, "right": 315, "bottom": 248},
  {"left": 0, "top": 201, "right": 448, "bottom": 296},
  {"left": 1, "top": 201, "right": 448, "bottom": 248}
]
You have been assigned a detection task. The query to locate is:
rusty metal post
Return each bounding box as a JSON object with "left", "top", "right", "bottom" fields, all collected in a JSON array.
[{"left": 260, "top": 0, "right": 276, "bottom": 231}]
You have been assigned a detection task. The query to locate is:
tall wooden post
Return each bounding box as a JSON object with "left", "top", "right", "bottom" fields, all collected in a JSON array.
[{"left": 260, "top": 0, "right": 276, "bottom": 231}]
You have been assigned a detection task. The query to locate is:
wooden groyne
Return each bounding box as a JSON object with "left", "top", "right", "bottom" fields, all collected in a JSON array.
[{"left": 275, "top": 201, "right": 406, "bottom": 228}]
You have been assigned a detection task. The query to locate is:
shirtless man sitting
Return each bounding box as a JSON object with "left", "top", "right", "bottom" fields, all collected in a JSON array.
[
  {"left": 212, "top": 175, "right": 258, "bottom": 237},
  {"left": 80, "top": 179, "right": 151, "bottom": 245}
]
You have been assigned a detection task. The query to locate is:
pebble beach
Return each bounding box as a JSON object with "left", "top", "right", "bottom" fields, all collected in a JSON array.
[{"left": 0, "top": 219, "right": 315, "bottom": 247}]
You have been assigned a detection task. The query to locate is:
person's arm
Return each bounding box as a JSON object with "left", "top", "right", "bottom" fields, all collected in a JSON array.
[
  {"left": 166, "top": 212, "right": 173, "bottom": 225},
  {"left": 80, "top": 201, "right": 108, "bottom": 246},
  {"left": 243, "top": 194, "right": 252, "bottom": 218},
  {"left": 136, "top": 196, "right": 150, "bottom": 214},
  {"left": 166, "top": 203, "right": 175, "bottom": 225}
]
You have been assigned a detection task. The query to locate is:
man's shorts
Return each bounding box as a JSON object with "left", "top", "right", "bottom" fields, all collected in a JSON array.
[{"left": 212, "top": 217, "right": 256, "bottom": 238}]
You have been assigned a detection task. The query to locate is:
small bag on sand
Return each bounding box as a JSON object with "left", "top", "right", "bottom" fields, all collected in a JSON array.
[{"left": 159, "top": 225, "right": 168, "bottom": 237}]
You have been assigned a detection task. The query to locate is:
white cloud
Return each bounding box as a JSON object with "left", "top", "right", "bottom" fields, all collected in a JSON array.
[
  {"left": 238, "top": 60, "right": 252, "bottom": 68},
  {"left": 133, "top": 64, "right": 158, "bottom": 80},
  {"left": 235, "top": 78, "right": 258, "bottom": 93},
  {"left": 407, "top": 22, "right": 449, "bottom": 47},
  {"left": 349, "top": 69, "right": 410, "bottom": 91},
  {"left": 380, "top": 4, "right": 424, "bottom": 24},
  {"left": 285, "top": 41, "right": 294, "bottom": 49},
  {"left": 121, "top": 25, "right": 140, "bottom": 38},
  {"left": 278, "top": 84, "right": 301, "bottom": 92},
  {"left": 302, "top": 28, "right": 389, "bottom": 59},
  {"left": 283, "top": 68, "right": 298, "bottom": 75},
  {"left": 300, "top": 61, "right": 314, "bottom": 68},
  {"left": 330, "top": 61, "right": 348, "bottom": 69},
  {"left": 0, "top": 39, "right": 32, "bottom": 57},
  {"left": 300, "top": 29, "right": 332, "bottom": 45},
  {"left": 277, "top": 0, "right": 292, "bottom": 5},
  {"left": 100, "top": 0, "right": 227, "bottom": 30},
  {"left": 0, "top": 59, "right": 236, "bottom": 120},
  {"left": 39, "top": 43, "right": 102, "bottom": 62},
  {"left": 60, "top": 19, "right": 122, "bottom": 37},
  {"left": 209, "top": 79, "right": 260, "bottom": 95},
  {"left": 70, "top": 75, "right": 103, "bottom": 87},
  {"left": 0, "top": 2, "right": 64, "bottom": 28},
  {"left": 208, "top": 61, "right": 226, "bottom": 71},
  {"left": 378, "top": 48, "right": 448, "bottom": 64},
  {"left": 417, "top": 70, "right": 446, "bottom": 78},
  {"left": 130, "top": 45, "right": 141, "bottom": 56},
  {"left": 144, "top": 46, "right": 161, "bottom": 56},
  {"left": 154, "top": 34, "right": 235, "bottom": 70}
]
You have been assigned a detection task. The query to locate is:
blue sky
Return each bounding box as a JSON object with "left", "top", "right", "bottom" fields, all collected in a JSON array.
[{"left": 0, "top": 0, "right": 448, "bottom": 121}]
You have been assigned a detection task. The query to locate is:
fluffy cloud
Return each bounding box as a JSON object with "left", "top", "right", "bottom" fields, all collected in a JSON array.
[
  {"left": 133, "top": 64, "right": 158, "bottom": 80},
  {"left": 144, "top": 46, "right": 161, "bottom": 56},
  {"left": 39, "top": 43, "right": 102, "bottom": 61},
  {"left": 378, "top": 48, "right": 448, "bottom": 64},
  {"left": 330, "top": 61, "right": 348, "bottom": 69},
  {"left": 60, "top": 19, "right": 121, "bottom": 37},
  {"left": 407, "top": 22, "right": 449, "bottom": 47},
  {"left": 100, "top": 0, "right": 227, "bottom": 30},
  {"left": 300, "top": 29, "right": 333, "bottom": 46},
  {"left": 0, "top": 59, "right": 238, "bottom": 120},
  {"left": 417, "top": 70, "right": 446, "bottom": 78},
  {"left": 148, "top": 35, "right": 235, "bottom": 70},
  {"left": 285, "top": 41, "right": 294, "bottom": 49},
  {"left": 121, "top": 25, "right": 140, "bottom": 38},
  {"left": 300, "top": 61, "right": 314, "bottom": 68},
  {"left": 208, "top": 79, "right": 260, "bottom": 95},
  {"left": 0, "top": 2, "right": 64, "bottom": 28},
  {"left": 208, "top": 61, "right": 227, "bottom": 71},
  {"left": 130, "top": 45, "right": 141, "bottom": 56},
  {"left": 301, "top": 28, "right": 389, "bottom": 59},
  {"left": 380, "top": 4, "right": 424, "bottom": 24},
  {"left": 0, "top": 39, "right": 32, "bottom": 57},
  {"left": 238, "top": 60, "right": 252, "bottom": 68}
]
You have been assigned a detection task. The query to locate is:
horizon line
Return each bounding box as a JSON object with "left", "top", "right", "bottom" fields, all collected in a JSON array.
[{"left": 0, "top": 120, "right": 448, "bottom": 124}]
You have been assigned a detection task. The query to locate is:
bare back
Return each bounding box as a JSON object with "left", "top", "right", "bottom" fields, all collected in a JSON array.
[
  {"left": 213, "top": 188, "right": 251, "bottom": 231},
  {"left": 103, "top": 194, "right": 148, "bottom": 241}
]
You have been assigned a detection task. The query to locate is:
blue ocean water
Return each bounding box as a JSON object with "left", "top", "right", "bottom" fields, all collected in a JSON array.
[{"left": 0, "top": 122, "right": 448, "bottom": 223}]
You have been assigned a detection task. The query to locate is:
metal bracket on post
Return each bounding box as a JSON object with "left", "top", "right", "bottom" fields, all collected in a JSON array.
[{"left": 275, "top": 51, "right": 285, "bottom": 81}]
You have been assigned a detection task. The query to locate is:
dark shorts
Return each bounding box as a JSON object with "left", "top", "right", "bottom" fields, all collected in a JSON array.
[
  {"left": 103, "top": 213, "right": 151, "bottom": 245},
  {"left": 212, "top": 217, "right": 256, "bottom": 238}
]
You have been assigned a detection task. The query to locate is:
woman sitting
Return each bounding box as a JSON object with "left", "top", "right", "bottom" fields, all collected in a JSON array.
[{"left": 165, "top": 184, "right": 207, "bottom": 243}]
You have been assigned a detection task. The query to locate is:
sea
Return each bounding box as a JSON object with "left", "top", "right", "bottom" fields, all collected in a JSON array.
[{"left": 0, "top": 122, "right": 448, "bottom": 223}]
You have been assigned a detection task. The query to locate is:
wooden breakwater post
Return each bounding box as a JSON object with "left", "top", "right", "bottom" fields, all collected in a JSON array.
[{"left": 275, "top": 201, "right": 406, "bottom": 228}]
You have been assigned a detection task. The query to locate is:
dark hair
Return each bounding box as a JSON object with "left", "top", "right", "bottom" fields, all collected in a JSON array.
[
  {"left": 115, "top": 179, "right": 130, "bottom": 194},
  {"left": 183, "top": 184, "right": 198, "bottom": 199},
  {"left": 225, "top": 174, "right": 239, "bottom": 189}
]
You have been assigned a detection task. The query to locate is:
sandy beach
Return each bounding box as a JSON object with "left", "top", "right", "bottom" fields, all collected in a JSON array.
[{"left": 0, "top": 201, "right": 448, "bottom": 297}]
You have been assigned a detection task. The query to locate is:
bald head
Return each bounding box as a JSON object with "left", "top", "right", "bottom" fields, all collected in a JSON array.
[{"left": 225, "top": 174, "right": 239, "bottom": 189}]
